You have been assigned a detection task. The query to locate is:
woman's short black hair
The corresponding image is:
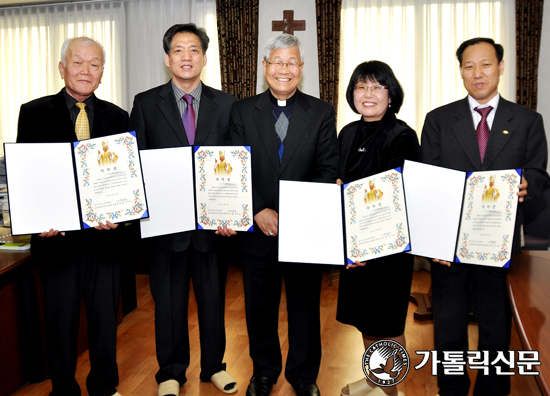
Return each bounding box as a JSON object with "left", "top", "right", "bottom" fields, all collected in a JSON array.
[{"left": 345, "top": 61, "right": 404, "bottom": 115}]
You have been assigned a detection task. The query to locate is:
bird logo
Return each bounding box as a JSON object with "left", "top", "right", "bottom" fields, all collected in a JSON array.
[
  {"left": 371, "top": 349, "right": 402, "bottom": 378},
  {"left": 362, "top": 340, "right": 410, "bottom": 386}
]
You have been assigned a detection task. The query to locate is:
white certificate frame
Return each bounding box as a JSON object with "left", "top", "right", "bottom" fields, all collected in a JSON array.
[
  {"left": 5, "top": 142, "right": 82, "bottom": 235},
  {"left": 404, "top": 160, "right": 466, "bottom": 262},
  {"left": 139, "top": 146, "right": 196, "bottom": 238},
  {"left": 278, "top": 180, "right": 345, "bottom": 265}
]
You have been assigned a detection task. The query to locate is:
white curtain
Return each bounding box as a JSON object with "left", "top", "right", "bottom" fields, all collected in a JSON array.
[
  {"left": 124, "top": 0, "right": 220, "bottom": 108},
  {"left": 538, "top": 0, "right": 550, "bottom": 173},
  {"left": 0, "top": 0, "right": 219, "bottom": 154},
  {"left": 338, "top": 0, "right": 516, "bottom": 135},
  {"left": 0, "top": 1, "right": 125, "bottom": 150}
]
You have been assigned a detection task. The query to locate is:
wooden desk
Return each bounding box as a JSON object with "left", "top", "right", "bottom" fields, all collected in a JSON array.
[
  {"left": 0, "top": 250, "right": 31, "bottom": 275},
  {"left": 508, "top": 251, "right": 550, "bottom": 396},
  {"left": 0, "top": 249, "right": 43, "bottom": 396},
  {"left": 0, "top": 228, "right": 31, "bottom": 276}
]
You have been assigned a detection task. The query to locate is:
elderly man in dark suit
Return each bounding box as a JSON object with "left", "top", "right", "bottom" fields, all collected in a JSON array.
[
  {"left": 129, "top": 23, "right": 237, "bottom": 396},
  {"left": 228, "top": 34, "right": 339, "bottom": 396},
  {"left": 17, "top": 37, "right": 127, "bottom": 396},
  {"left": 421, "top": 37, "right": 550, "bottom": 396}
]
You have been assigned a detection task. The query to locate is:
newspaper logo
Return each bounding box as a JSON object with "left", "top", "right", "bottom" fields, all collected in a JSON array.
[{"left": 363, "top": 340, "right": 410, "bottom": 386}]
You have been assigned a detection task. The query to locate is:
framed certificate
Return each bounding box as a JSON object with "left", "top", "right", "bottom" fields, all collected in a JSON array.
[
  {"left": 194, "top": 146, "right": 253, "bottom": 232},
  {"left": 74, "top": 132, "right": 148, "bottom": 228},
  {"left": 279, "top": 161, "right": 520, "bottom": 268},
  {"left": 139, "top": 145, "right": 253, "bottom": 239},
  {"left": 455, "top": 169, "right": 520, "bottom": 267},
  {"left": 404, "top": 160, "right": 520, "bottom": 268},
  {"left": 5, "top": 131, "right": 148, "bottom": 235},
  {"left": 278, "top": 167, "right": 410, "bottom": 266},
  {"left": 343, "top": 168, "right": 410, "bottom": 263}
]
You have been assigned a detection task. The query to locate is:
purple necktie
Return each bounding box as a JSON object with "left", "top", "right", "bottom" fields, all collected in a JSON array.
[
  {"left": 182, "top": 94, "right": 195, "bottom": 145},
  {"left": 475, "top": 106, "right": 493, "bottom": 163}
]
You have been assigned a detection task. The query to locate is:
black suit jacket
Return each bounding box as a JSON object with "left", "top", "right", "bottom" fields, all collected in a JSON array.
[
  {"left": 421, "top": 95, "right": 550, "bottom": 253},
  {"left": 130, "top": 81, "right": 236, "bottom": 252},
  {"left": 229, "top": 89, "right": 339, "bottom": 257},
  {"left": 16, "top": 89, "right": 129, "bottom": 260}
]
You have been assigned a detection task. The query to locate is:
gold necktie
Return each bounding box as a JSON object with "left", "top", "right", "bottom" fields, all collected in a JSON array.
[{"left": 75, "top": 102, "right": 90, "bottom": 140}]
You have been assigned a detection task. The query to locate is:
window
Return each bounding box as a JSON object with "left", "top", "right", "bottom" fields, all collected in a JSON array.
[
  {"left": 338, "top": 0, "right": 515, "bottom": 135},
  {"left": 0, "top": 0, "right": 220, "bottom": 156},
  {"left": 0, "top": 2, "right": 125, "bottom": 154}
]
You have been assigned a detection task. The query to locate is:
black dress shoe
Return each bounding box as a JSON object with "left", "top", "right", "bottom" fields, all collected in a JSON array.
[
  {"left": 293, "top": 383, "right": 320, "bottom": 396},
  {"left": 246, "top": 376, "right": 274, "bottom": 396}
]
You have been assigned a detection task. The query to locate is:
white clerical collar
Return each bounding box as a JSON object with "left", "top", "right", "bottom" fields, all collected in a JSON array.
[{"left": 268, "top": 89, "right": 296, "bottom": 108}]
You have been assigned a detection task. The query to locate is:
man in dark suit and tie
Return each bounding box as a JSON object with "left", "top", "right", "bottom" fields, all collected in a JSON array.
[
  {"left": 421, "top": 37, "right": 550, "bottom": 396},
  {"left": 129, "top": 23, "right": 237, "bottom": 396},
  {"left": 228, "top": 34, "right": 339, "bottom": 396},
  {"left": 17, "top": 37, "right": 128, "bottom": 396}
]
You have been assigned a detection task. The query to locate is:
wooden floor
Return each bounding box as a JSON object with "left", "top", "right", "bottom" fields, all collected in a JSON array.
[{"left": 12, "top": 264, "right": 543, "bottom": 396}]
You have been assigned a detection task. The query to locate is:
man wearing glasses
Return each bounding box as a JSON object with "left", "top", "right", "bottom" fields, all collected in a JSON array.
[{"left": 227, "top": 34, "right": 339, "bottom": 396}]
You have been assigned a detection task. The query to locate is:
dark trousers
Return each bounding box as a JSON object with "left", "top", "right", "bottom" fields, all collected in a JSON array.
[
  {"left": 148, "top": 246, "right": 227, "bottom": 385},
  {"left": 241, "top": 253, "right": 323, "bottom": 386},
  {"left": 432, "top": 262, "right": 512, "bottom": 396},
  {"left": 40, "top": 248, "right": 120, "bottom": 396}
]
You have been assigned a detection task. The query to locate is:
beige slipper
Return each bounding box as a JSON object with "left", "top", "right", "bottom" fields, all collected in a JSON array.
[
  {"left": 366, "top": 388, "right": 405, "bottom": 396},
  {"left": 341, "top": 377, "right": 375, "bottom": 396},
  {"left": 211, "top": 370, "right": 238, "bottom": 394},
  {"left": 158, "top": 379, "right": 180, "bottom": 396}
]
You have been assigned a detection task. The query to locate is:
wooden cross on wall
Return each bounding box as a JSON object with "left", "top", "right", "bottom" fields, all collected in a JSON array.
[{"left": 272, "top": 10, "right": 306, "bottom": 35}]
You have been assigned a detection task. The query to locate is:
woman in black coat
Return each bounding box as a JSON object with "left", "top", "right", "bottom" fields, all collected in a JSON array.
[{"left": 338, "top": 61, "right": 420, "bottom": 396}]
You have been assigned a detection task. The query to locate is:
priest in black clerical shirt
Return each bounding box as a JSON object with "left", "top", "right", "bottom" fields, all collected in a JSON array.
[{"left": 227, "top": 33, "right": 339, "bottom": 396}]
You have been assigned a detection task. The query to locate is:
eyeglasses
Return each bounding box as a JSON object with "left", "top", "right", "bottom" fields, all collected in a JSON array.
[
  {"left": 354, "top": 85, "right": 388, "bottom": 93},
  {"left": 266, "top": 61, "right": 303, "bottom": 70}
]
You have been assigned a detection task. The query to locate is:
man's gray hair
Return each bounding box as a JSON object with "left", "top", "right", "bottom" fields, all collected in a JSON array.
[
  {"left": 60, "top": 37, "right": 106, "bottom": 68},
  {"left": 263, "top": 33, "right": 305, "bottom": 62}
]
